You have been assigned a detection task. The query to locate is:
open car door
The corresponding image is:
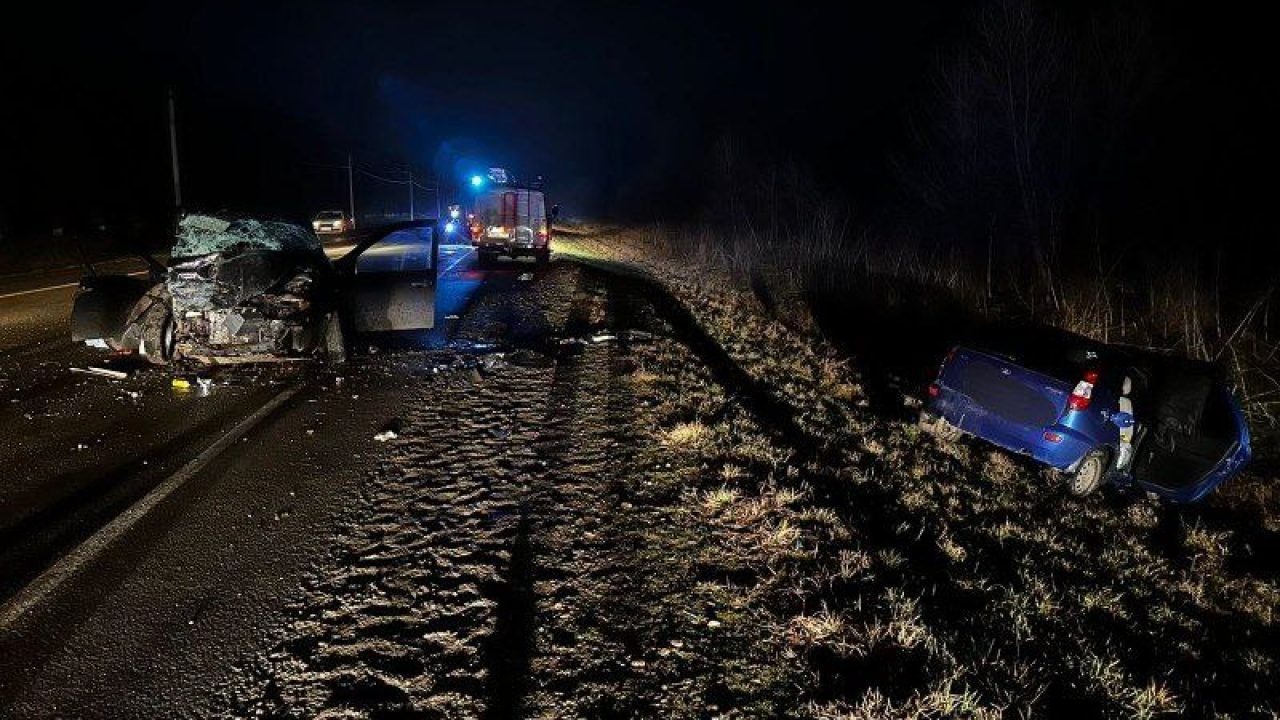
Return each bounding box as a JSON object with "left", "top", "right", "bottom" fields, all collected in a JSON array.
[
  {"left": 1129, "top": 366, "right": 1253, "bottom": 502},
  {"left": 334, "top": 221, "right": 438, "bottom": 333}
]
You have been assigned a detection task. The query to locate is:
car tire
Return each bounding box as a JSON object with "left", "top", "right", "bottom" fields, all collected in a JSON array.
[
  {"left": 1067, "top": 447, "right": 1110, "bottom": 497},
  {"left": 322, "top": 312, "right": 347, "bottom": 365},
  {"left": 534, "top": 249, "right": 550, "bottom": 266},
  {"left": 137, "top": 294, "right": 175, "bottom": 365},
  {"left": 477, "top": 252, "right": 495, "bottom": 268}
]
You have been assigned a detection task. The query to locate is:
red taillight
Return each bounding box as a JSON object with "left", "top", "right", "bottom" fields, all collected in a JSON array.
[
  {"left": 928, "top": 383, "right": 941, "bottom": 398},
  {"left": 1068, "top": 375, "right": 1095, "bottom": 411},
  {"left": 1043, "top": 431, "right": 1063, "bottom": 443}
]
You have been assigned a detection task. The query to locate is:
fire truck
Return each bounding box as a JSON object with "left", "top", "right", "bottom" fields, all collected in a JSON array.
[{"left": 466, "top": 168, "right": 558, "bottom": 266}]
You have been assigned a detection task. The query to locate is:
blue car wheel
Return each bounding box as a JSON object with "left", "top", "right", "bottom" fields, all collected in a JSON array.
[{"left": 1067, "top": 447, "right": 1110, "bottom": 497}]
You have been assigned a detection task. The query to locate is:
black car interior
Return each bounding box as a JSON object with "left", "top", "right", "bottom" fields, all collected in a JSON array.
[{"left": 1129, "top": 361, "right": 1238, "bottom": 491}]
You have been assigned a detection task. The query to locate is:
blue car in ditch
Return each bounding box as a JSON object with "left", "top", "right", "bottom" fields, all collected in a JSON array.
[{"left": 919, "top": 327, "right": 1252, "bottom": 502}]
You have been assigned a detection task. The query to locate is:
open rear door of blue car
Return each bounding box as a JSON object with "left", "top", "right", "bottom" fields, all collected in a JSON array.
[{"left": 1131, "top": 382, "right": 1252, "bottom": 502}]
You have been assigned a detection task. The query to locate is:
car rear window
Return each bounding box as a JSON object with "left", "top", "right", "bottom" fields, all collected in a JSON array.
[{"left": 969, "top": 326, "right": 1106, "bottom": 383}]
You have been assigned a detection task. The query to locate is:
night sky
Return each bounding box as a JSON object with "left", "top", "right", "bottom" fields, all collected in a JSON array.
[{"left": 2, "top": 0, "right": 1276, "bottom": 258}]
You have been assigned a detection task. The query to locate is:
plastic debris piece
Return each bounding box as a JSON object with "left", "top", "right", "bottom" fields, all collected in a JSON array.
[
  {"left": 71, "top": 366, "right": 129, "bottom": 380},
  {"left": 518, "top": 272, "right": 533, "bottom": 281},
  {"left": 591, "top": 333, "right": 618, "bottom": 343},
  {"left": 171, "top": 378, "right": 192, "bottom": 389},
  {"left": 196, "top": 377, "right": 215, "bottom": 396},
  {"left": 373, "top": 430, "right": 398, "bottom": 442}
]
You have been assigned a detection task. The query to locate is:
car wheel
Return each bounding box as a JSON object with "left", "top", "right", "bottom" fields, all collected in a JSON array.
[
  {"left": 322, "top": 312, "right": 347, "bottom": 365},
  {"left": 1067, "top": 447, "right": 1110, "bottom": 497},
  {"left": 138, "top": 297, "right": 175, "bottom": 365},
  {"left": 534, "top": 249, "right": 550, "bottom": 266}
]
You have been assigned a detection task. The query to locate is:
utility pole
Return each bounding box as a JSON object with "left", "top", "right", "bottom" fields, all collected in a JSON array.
[
  {"left": 408, "top": 170, "right": 414, "bottom": 220},
  {"left": 167, "top": 88, "right": 183, "bottom": 214},
  {"left": 346, "top": 153, "right": 356, "bottom": 223}
]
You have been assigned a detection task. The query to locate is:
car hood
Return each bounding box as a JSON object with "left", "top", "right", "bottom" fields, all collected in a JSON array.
[{"left": 168, "top": 250, "right": 315, "bottom": 314}]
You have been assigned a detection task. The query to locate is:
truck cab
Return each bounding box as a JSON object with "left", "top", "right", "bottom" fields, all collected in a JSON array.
[{"left": 467, "top": 168, "right": 557, "bottom": 265}]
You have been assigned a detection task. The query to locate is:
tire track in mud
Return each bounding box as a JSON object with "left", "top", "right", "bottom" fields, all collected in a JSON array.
[
  {"left": 488, "top": 270, "right": 643, "bottom": 718},
  {"left": 232, "top": 370, "right": 547, "bottom": 717},
  {"left": 224, "top": 265, "right": 590, "bottom": 717},
  {"left": 514, "top": 270, "right": 677, "bottom": 718},
  {"left": 227, "top": 263, "right": 691, "bottom": 718}
]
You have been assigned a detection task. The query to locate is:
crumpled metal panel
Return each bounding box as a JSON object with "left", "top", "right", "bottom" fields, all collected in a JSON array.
[{"left": 168, "top": 251, "right": 289, "bottom": 315}]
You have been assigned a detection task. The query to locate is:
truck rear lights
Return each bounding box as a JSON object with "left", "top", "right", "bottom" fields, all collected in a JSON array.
[{"left": 928, "top": 383, "right": 940, "bottom": 398}]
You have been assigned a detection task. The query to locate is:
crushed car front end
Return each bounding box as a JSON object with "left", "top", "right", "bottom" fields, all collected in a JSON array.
[{"left": 167, "top": 215, "right": 333, "bottom": 364}]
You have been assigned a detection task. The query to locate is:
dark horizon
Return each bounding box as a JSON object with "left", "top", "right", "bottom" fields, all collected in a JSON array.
[{"left": 2, "top": 0, "right": 1276, "bottom": 259}]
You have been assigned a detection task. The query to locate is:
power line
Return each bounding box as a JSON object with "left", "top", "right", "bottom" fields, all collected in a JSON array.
[{"left": 356, "top": 168, "right": 410, "bottom": 185}]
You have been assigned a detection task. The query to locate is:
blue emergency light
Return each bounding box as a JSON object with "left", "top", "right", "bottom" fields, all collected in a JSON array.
[{"left": 470, "top": 175, "right": 484, "bottom": 188}]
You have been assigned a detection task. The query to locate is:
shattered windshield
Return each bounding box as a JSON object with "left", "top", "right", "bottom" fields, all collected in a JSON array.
[{"left": 173, "top": 214, "right": 323, "bottom": 258}]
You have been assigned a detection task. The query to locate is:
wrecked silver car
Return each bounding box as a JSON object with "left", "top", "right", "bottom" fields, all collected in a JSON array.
[
  {"left": 166, "top": 215, "right": 341, "bottom": 364},
  {"left": 71, "top": 214, "right": 439, "bottom": 366}
]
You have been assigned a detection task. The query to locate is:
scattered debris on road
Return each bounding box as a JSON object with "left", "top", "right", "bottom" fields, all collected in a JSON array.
[
  {"left": 372, "top": 429, "right": 398, "bottom": 442},
  {"left": 70, "top": 366, "right": 130, "bottom": 380}
]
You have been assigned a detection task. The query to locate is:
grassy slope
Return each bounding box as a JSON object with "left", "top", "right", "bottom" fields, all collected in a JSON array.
[{"left": 556, "top": 227, "right": 1278, "bottom": 719}]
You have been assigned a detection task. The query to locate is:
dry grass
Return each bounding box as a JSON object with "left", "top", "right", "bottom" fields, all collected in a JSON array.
[
  {"left": 555, "top": 229, "right": 1280, "bottom": 717},
  {"left": 663, "top": 421, "right": 711, "bottom": 449}
]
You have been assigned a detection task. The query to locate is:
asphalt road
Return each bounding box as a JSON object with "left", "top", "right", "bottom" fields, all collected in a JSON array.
[{"left": 0, "top": 238, "right": 544, "bottom": 716}]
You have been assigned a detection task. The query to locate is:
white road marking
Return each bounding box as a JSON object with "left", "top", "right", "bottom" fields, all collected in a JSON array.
[
  {"left": 0, "top": 383, "right": 304, "bottom": 629},
  {"left": 0, "top": 270, "right": 150, "bottom": 301}
]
